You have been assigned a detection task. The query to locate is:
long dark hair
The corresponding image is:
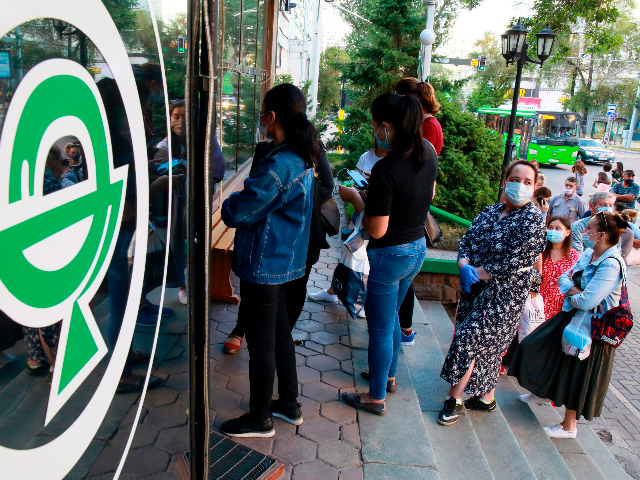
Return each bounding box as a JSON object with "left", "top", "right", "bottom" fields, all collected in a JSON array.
[
  {"left": 370, "top": 93, "right": 426, "bottom": 170},
  {"left": 543, "top": 216, "right": 572, "bottom": 260},
  {"left": 616, "top": 161, "right": 624, "bottom": 177},
  {"left": 263, "top": 83, "right": 319, "bottom": 168}
]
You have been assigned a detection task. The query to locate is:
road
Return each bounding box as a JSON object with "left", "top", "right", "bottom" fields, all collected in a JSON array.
[{"left": 539, "top": 148, "right": 640, "bottom": 200}]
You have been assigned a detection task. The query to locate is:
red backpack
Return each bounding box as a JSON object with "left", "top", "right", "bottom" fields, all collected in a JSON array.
[{"left": 591, "top": 257, "right": 633, "bottom": 348}]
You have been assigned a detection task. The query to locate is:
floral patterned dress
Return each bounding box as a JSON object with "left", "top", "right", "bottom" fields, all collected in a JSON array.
[
  {"left": 539, "top": 249, "right": 580, "bottom": 320},
  {"left": 440, "top": 202, "right": 546, "bottom": 396}
]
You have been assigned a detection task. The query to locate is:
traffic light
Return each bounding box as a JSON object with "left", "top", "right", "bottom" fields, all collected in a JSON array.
[
  {"left": 177, "top": 36, "right": 186, "bottom": 53},
  {"left": 477, "top": 55, "right": 486, "bottom": 72}
]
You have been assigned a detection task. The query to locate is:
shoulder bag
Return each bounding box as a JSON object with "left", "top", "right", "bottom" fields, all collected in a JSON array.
[
  {"left": 591, "top": 257, "right": 633, "bottom": 348},
  {"left": 422, "top": 139, "right": 442, "bottom": 248}
]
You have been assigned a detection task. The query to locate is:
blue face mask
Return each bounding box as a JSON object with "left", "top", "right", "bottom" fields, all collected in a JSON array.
[
  {"left": 504, "top": 182, "right": 534, "bottom": 206},
  {"left": 375, "top": 125, "right": 390, "bottom": 150},
  {"left": 625, "top": 179, "right": 635, "bottom": 185},
  {"left": 547, "top": 230, "right": 565, "bottom": 243},
  {"left": 598, "top": 206, "right": 613, "bottom": 213}
]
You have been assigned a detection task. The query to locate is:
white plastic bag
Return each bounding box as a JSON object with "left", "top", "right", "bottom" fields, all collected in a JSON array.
[
  {"left": 339, "top": 212, "right": 369, "bottom": 274},
  {"left": 562, "top": 310, "right": 592, "bottom": 360},
  {"left": 518, "top": 294, "right": 545, "bottom": 342}
]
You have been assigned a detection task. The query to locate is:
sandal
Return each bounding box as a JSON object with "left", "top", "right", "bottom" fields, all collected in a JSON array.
[
  {"left": 223, "top": 335, "right": 244, "bottom": 355},
  {"left": 24, "top": 362, "right": 49, "bottom": 376},
  {"left": 116, "top": 375, "right": 163, "bottom": 394}
]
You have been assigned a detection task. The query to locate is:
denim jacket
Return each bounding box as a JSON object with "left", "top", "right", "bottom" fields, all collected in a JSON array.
[
  {"left": 221, "top": 143, "right": 314, "bottom": 284},
  {"left": 558, "top": 245, "right": 625, "bottom": 315}
]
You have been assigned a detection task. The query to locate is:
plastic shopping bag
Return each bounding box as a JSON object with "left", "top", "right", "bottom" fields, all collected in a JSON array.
[
  {"left": 332, "top": 212, "right": 369, "bottom": 318},
  {"left": 518, "top": 294, "right": 546, "bottom": 342},
  {"left": 562, "top": 310, "right": 592, "bottom": 360}
]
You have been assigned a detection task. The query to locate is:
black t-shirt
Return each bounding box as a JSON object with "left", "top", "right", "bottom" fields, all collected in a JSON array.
[{"left": 364, "top": 146, "right": 438, "bottom": 249}]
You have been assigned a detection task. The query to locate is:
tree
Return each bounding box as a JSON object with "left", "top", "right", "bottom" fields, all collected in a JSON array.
[
  {"left": 434, "top": 92, "right": 504, "bottom": 219},
  {"left": 317, "top": 47, "right": 349, "bottom": 111},
  {"left": 465, "top": 32, "right": 522, "bottom": 112},
  {"left": 526, "top": 0, "right": 633, "bottom": 118}
]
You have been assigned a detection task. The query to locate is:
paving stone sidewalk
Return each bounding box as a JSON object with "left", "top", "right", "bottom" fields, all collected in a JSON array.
[{"left": 209, "top": 228, "right": 364, "bottom": 480}]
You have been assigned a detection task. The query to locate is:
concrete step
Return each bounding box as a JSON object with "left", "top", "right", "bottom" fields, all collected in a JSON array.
[
  {"left": 416, "top": 300, "right": 574, "bottom": 480},
  {"left": 351, "top": 340, "right": 440, "bottom": 479},
  {"left": 519, "top": 383, "right": 630, "bottom": 480},
  {"left": 406, "top": 301, "right": 494, "bottom": 480},
  {"left": 495, "top": 376, "right": 576, "bottom": 480}
]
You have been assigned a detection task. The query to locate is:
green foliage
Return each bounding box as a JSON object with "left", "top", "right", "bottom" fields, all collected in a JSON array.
[
  {"left": 318, "top": 47, "right": 350, "bottom": 111},
  {"left": 433, "top": 93, "right": 504, "bottom": 219},
  {"left": 465, "top": 32, "right": 524, "bottom": 113},
  {"left": 275, "top": 73, "right": 294, "bottom": 85},
  {"left": 563, "top": 77, "right": 639, "bottom": 121}
]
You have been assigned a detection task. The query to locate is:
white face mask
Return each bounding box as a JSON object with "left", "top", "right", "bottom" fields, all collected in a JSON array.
[
  {"left": 258, "top": 111, "right": 273, "bottom": 139},
  {"left": 504, "top": 182, "right": 534, "bottom": 206},
  {"left": 563, "top": 187, "right": 575, "bottom": 196}
]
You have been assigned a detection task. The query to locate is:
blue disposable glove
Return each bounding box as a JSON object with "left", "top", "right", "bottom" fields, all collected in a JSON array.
[{"left": 459, "top": 264, "right": 479, "bottom": 293}]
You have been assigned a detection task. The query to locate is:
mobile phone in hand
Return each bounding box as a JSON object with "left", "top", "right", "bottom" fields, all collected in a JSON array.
[{"left": 347, "top": 169, "right": 368, "bottom": 188}]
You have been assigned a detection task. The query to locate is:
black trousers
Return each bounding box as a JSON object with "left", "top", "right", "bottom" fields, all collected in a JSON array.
[
  {"left": 240, "top": 279, "right": 300, "bottom": 422},
  {"left": 231, "top": 248, "right": 319, "bottom": 338},
  {"left": 398, "top": 284, "right": 414, "bottom": 330}
]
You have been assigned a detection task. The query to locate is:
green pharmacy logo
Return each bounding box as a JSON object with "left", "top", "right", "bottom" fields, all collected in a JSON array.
[{"left": 0, "top": 59, "right": 127, "bottom": 424}]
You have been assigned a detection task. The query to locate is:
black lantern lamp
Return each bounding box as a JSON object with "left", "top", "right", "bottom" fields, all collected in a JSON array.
[
  {"left": 496, "top": 19, "right": 556, "bottom": 202},
  {"left": 53, "top": 19, "right": 69, "bottom": 39},
  {"left": 500, "top": 30, "right": 510, "bottom": 61},
  {"left": 536, "top": 23, "right": 557, "bottom": 63},
  {"left": 507, "top": 21, "right": 528, "bottom": 60}
]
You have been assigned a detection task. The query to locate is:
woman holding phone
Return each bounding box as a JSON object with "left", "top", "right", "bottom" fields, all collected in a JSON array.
[{"left": 338, "top": 93, "right": 438, "bottom": 415}]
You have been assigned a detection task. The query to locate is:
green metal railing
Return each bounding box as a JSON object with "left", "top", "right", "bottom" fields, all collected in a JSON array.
[{"left": 421, "top": 207, "right": 471, "bottom": 274}]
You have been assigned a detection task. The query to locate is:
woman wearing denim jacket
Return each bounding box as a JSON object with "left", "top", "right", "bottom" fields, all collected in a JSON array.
[
  {"left": 511, "top": 211, "right": 628, "bottom": 439},
  {"left": 338, "top": 93, "right": 437, "bottom": 415},
  {"left": 220, "top": 84, "right": 319, "bottom": 437}
]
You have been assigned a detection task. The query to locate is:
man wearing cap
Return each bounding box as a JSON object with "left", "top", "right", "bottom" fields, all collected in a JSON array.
[
  {"left": 547, "top": 176, "right": 588, "bottom": 224},
  {"left": 611, "top": 170, "right": 639, "bottom": 210}
]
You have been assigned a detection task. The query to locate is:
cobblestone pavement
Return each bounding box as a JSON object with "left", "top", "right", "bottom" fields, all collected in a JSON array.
[
  {"left": 209, "top": 231, "right": 364, "bottom": 480},
  {"left": 592, "top": 264, "right": 640, "bottom": 477}
]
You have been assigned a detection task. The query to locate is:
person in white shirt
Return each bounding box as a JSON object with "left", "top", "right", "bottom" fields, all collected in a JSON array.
[{"left": 307, "top": 143, "right": 388, "bottom": 312}]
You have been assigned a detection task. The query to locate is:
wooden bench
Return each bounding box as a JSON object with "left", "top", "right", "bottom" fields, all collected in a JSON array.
[
  {"left": 210, "top": 211, "right": 238, "bottom": 303},
  {"left": 209, "top": 160, "right": 252, "bottom": 304}
]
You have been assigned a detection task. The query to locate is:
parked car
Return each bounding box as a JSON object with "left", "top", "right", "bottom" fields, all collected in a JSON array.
[{"left": 577, "top": 138, "right": 616, "bottom": 164}]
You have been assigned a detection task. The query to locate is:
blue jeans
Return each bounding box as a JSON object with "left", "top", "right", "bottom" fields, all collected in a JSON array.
[{"left": 364, "top": 238, "right": 427, "bottom": 400}]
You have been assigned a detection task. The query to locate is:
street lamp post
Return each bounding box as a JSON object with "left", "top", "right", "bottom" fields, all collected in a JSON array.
[
  {"left": 419, "top": 0, "right": 436, "bottom": 82},
  {"left": 53, "top": 19, "right": 88, "bottom": 68},
  {"left": 496, "top": 21, "right": 556, "bottom": 202}
]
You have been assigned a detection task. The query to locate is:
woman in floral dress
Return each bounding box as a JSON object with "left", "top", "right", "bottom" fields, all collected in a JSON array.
[
  {"left": 540, "top": 216, "right": 580, "bottom": 320},
  {"left": 438, "top": 161, "right": 547, "bottom": 426}
]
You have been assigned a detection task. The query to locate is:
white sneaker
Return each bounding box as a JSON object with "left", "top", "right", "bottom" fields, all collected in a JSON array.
[
  {"left": 544, "top": 423, "right": 576, "bottom": 439},
  {"left": 357, "top": 307, "right": 366, "bottom": 318},
  {"left": 519, "top": 393, "right": 550, "bottom": 404},
  {"left": 307, "top": 290, "right": 339, "bottom": 304},
  {"left": 178, "top": 289, "right": 188, "bottom": 305}
]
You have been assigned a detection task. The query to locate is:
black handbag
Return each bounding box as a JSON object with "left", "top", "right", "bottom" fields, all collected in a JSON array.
[{"left": 424, "top": 211, "right": 442, "bottom": 248}]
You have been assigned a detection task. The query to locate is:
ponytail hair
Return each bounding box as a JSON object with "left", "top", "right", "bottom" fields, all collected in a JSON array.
[
  {"left": 594, "top": 211, "right": 629, "bottom": 245},
  {"left": 263, "top": 83, "right": 319, "bottom": 168},
  {"left": 394, "top": 77, "right": 441, "bottom": 115},
  {"left": 371, "top": 93, "right": 427, "bottom": 170}
]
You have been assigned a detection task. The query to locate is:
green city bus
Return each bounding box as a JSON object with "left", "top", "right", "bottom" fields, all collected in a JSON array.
[{"left": 477, "top": 107, "right": 582, "bottom": 165}]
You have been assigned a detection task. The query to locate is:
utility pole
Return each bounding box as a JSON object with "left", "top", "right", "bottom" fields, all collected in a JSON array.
[
  {"left": 418, "top": 0, "right": 436, "bottom": 82},
  {"left": 309, "top": 0, "right": 323, "bottom": 116},
  {"left": 625, "top": 75, "right": 640, "bottom": 150}
]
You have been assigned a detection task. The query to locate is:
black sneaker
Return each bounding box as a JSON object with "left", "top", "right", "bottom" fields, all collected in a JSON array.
[
  {"left": 220, "top": 413, "right": 275, "bottom": 438},
  {"left": 464, "top": 396, "right": 497, "bottom": 412},
  {"left": 271, "top": 399, "right": 303, "bottom": 425},
  {"left": 437, "top": 397, "right": 463, "bottom": 426}
]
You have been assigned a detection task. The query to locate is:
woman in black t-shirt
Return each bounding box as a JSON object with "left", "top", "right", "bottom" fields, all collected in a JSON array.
[{"left": 339, "top": 93, "right": 438, "bottom": 415}]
